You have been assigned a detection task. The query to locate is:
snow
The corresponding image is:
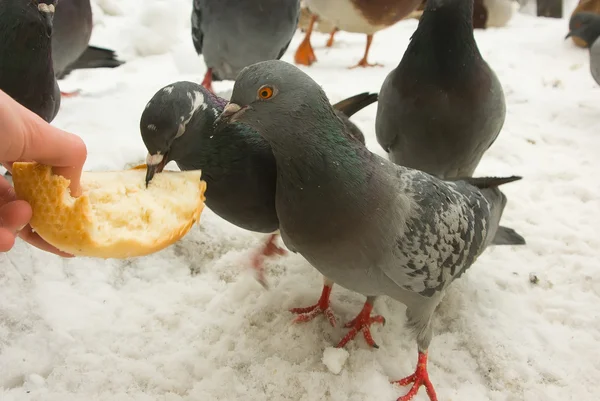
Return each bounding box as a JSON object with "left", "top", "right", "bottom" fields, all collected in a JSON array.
[
  {"left": 322, "top": 347, "right": 350, "bottom": 375},
  {"left": 2, "top": 0, "right": 600, "bottom": 400}
]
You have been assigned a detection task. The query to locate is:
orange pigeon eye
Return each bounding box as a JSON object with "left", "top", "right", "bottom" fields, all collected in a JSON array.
[{"left": 258, "top": 86, "right": 274, "bottom": 99}]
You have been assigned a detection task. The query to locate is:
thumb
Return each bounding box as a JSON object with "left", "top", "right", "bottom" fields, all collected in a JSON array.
[{"left": 0, "top": 90, "right": 87, "bottom": 197}]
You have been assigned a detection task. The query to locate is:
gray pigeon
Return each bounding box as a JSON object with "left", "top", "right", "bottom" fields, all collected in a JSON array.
[
  {"left": 52, "top": 0, "right": 124, "bottom": 95},
  {"left": 191, "top": 0, "right": 301, "bottom": 93},
  {"left": 375, "top": 0, "right": 506, "bottom": 179},
  {"left": 214, "top": 59, "right": 524, "bottom": 401},
  {"left": 0, "top": 0, "right": 61, "bottom": 123},
  {"left": 566, "top": 12, "right": 600, "bottom": 86},
  {"left": 373, "top": 0, "right": 522, "bottom": 247},
  {"left": 141, "top": 81, "right": 377, "bottom": 286}
]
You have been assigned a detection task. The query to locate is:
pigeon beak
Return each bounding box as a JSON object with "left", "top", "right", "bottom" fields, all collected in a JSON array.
[
  {"left": 565, "top": 31, "right": 573, "bottom": 39},
  {"left": 37, "top": 2, "right": 56, "bottom": 27},
  {"left": 145, "top": 153, "right": 168, "bottom": 187},
  {"left": 214, "top": 103, "right": 248, "bottom": 130}
]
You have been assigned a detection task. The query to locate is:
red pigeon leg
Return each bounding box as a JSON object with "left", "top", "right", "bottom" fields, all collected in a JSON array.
[
  {"left": 201, "top": 68, "right": 214, "bottom": 93},
  {"left": 290, "top": 277, "right": 337, "bottom": 326},
  {"left": 250, "top": 232, "right": 287, "bottom": 288},
  {"left": 336, "top": 297, "right": 385, "bottom": 349},
  {"left": 393, "top": 351, "right": 439, "bottom": 401}
]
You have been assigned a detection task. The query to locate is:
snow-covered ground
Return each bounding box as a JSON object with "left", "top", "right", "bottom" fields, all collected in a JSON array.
[{"left": 2, "top": 0, "right": 600, "bottom": 400}]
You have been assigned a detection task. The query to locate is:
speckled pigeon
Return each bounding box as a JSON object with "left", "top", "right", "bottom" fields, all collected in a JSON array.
[
  {"left": 141, "top": 80, "right": 377, "bottom": 286},
  {"left": 566, "top": 12, "right": 600, "bottom": 86},
  {"left": 0, "top": 0, "right": 61, "bottom": 123},
  {"left": 214, "top": 59, "right": 524, "bottom": 401},
  {"left": 191, "top": 0, "right": 301, "bottom": 93},
  {"left": 52, "top": 0, "right": 124, "bottom": 96}
]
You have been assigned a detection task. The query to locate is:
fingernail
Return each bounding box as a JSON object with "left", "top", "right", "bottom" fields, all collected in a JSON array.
[{"left": 16, "top": 224, "right": 26, "bottom": 232}]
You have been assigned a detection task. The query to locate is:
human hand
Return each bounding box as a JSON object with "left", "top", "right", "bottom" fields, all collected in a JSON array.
[{"left": 0, "top": 90, "right": 87, "bottom": 256}]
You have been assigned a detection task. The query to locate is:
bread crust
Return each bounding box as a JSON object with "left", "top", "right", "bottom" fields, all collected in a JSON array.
[{"left": 11, "top": 162, "right": 207, "bottom": 259}]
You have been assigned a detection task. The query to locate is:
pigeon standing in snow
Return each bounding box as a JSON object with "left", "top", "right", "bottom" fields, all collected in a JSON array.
[
  {"left": 214, "top": 60, "right": 524, "bottom": 401},
  {"left": 52, "top": 0, "right": 124, "bottom": 96},
  {"left": 0, "top": 0, "right": 61, "bottom": 123},
  {"left": 141, "top": 81, "right": 377, "bottom": 286},
  {"left": 566, "top": 12, "right": 600, "bottom": 86},
  {"left": 375, "top": 0, "right": 506, "bottom": 179},
  {"left": 191, "top": 0, "right": 301, "bottom": 93},
  {"left": 375, "top": 0, "right": 523, "bottom": 246}
]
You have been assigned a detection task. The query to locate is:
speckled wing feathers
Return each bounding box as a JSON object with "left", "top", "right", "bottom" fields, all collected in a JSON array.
[{"left": 382, "top": 166, "right": 500, "bottom": 298}]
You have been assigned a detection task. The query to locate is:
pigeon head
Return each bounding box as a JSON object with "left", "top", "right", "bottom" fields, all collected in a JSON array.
[
  {"left": 140, "top": 81, "right": 216, "bottom": 187},
  {"left": 214, "top": 60, "right": 335, "bottom": 146},
  {"left": 566, "top": 12, "right": 600, "bottom": 47}
]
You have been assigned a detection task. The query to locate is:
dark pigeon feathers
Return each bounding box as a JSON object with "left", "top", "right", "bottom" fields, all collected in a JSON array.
[
  {"left": 375, "top": 0, "right": 506, "bottom": 179},
  {"left": 0, "top": 0, "right": 61, "bottom": 123},
  {"left": 52, "top": 0, "right": 124, "bottom": 80}
]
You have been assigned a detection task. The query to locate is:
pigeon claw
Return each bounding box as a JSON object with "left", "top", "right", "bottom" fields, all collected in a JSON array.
[
  {"left": 335, "top": 301, "right": 384, "bottom": 349},
  {"left": 250, "top": 233, "right": 287, "bottom": 289},
  {"left": 393, "top": 351, "right": 438, "bottom": 401},
  {"left": 290, "top": 284, "right": 336, "bottom": 327}
]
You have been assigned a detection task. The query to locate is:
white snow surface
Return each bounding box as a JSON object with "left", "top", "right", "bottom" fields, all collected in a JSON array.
[{"left": 2, "top": 0, "right": 600, "bottom": 400}]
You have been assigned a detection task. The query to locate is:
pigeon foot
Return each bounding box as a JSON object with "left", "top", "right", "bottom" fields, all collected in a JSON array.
[
  {"left": 61, "top": 90, "right": 81, "bottom": 98},
  {"left": 393, "top": 351, "right": 438, "bottom": 401},
  {"left": 201, "top": 68, "right": 214, "bottom": 94},
  {"left": 336, "top": 300, "right": 385, "bottom": 348},
  {"left": 294, "top": 15, "right": 317, "bottom": 66},
  {"left": 250, "top": 233, "right": 286, "bottom": 289},
  {"left": 325, "top": 28, "right": 338, "bottom": 47},
  {"left": 290, "top": 284, "right": 336, "bottom": 326}
]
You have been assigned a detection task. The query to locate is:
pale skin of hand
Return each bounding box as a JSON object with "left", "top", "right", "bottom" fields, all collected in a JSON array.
[{"left": 0, "top": 90, "right": 87, "bottom": 256}]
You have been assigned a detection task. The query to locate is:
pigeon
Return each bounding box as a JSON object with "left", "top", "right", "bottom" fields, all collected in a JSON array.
[
  {"left": 141, "top": 81, "right": 377, "bottom": 286},
  {"left": 375, "top": 0, "right": 523, "bottom": 247},
  {"left": 566, "top": 12, "right": 600, "bottom": 86},
  {"left": 295, "top": 0, "right": 422, "bottom": 68},
  {"left": 52, "top": 0, "right": 124, "bottom": 96},
  {"left": 191, "top": 0, "right": 301, "bottom": 93},
  {"left": 375, "top": 0, "right": 506, "bottom": 178},
  {"left": 214, "top": 59, "right": 524, "bottom": 401},
  {"left": 0, "top": 0, "right": 61, "bottom": 123}
]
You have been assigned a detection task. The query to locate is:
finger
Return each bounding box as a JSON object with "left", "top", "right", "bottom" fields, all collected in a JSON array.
[
  {"left": 0, "top": 91, "right": 87, "bottom": 197},
  {"left": 0, "top": 228, "right": 16, "bottom": 252},
  {"left": 18, "top": 225, "right": 74, "bottom": 258},
  {"left": 0, "top": 176, "right": 16, "bottom": 204},
  {"left": 0, "top": 200, "right": 31, "bottom": 231}
]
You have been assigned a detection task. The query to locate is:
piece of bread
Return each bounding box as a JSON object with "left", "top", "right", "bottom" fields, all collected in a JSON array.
[{"left": 11, "top": 162, "right": 207, "bottom": 259}]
